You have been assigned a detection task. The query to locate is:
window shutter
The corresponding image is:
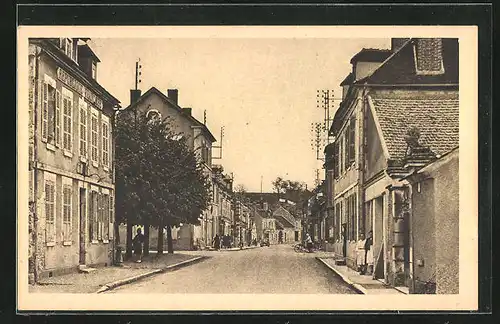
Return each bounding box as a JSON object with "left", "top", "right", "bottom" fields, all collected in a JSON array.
[
  {"left": 349, "top": 118, "right": 356, "bottom": 163},
  {"left": 68, "top": 99, "right": 73, "bottom": 151},
  {"left": 41, "top": 83, "right": 48, "bottom": 142},
  {"left": 55, "top": 90, "right": 61, "bottom": 147}
]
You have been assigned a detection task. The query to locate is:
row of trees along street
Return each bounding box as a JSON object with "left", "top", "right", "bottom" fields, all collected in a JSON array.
[{"left": 113, "top": 110, "right": 212, "bottom": 258}]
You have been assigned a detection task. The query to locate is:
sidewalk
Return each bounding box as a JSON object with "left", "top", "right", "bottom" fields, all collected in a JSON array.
[
  {"left": 29, "top": 253, "right": 204, "bottom": 294},
  {"left": 317, "top": 257, "right": 408, "bottom": 295}
]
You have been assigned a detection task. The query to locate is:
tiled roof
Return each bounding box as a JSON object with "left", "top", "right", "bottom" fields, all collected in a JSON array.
[
  {"left": 340, "top": 72, "right": 355, "bottom": 86},
  {"left": 125, "top": 87, "right": 216, "bottom": 142},
  {"left": 350, "top": 48, "right": 392, "bottom": 64},
  {"left": 369, "top": 93, "right": 459, "bottom": 161}
]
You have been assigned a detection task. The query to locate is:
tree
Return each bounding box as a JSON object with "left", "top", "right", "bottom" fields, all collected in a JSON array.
[
  {"left": 115, "top": 109, "right": 211, "bottom": 257},
  {"left": 271, "top": 177, "right": 309, "bottom": 215}
]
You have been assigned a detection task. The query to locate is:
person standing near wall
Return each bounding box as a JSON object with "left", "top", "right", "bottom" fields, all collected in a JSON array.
[
  {"left": 356, "top": 233, "right": 367, "bottom": 274},
  {"left": 365, "top": 230, "right": 374, "bottom": 275}
]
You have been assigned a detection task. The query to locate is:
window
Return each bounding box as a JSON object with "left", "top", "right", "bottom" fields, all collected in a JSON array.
[
  {"left": 349, "top": 117, "right": 356, "bottom": 164},
  {"left": 91, "top": 61, "right": 97, "bottom": 80},
  {"left": 102, "top": 118, "right": 110, "bottom": 169},
  {"left": 334, "top": 142, "right": 339, "bottom": 178},
  {"left": 60, "top": 38, "right": 76, "bottom": 61},
  {"left": 90, "top": 109, "right": 99, "bottom": 166},
  {"left": 109, "top": 194, "right": 114, "bottom": 240},
  {"left": 97, "top": 194, "right": 103, "bottom": 240},
  {"left": 79, "top": 99, "right": 88, "bottom": 158},
  {"left": 44, "top": 176, "right": 56, "bottom": 244},
  {"left": 62, "top": 182, "right": 72, "bottom": 243},
  {"left": 40, "top": 80, "right": 61, "bottom": 147},
  {"left": 201, "top": 144, "right": 210, "bottom": 164},
  {"left": 102, "top": 194, "right": 110, "bottom": 241},
  {"left": 339, "top": 136, "right": 344, "bottom": 173},
  {"left": 347, "top": 194, "right": 357, "bottom": 241},
  {"left": 62, "top": 89, "right": 73, "bottom": 154},
  {"left": 89, "top": 190, "right": 98, "bottom": 241},
  {"left": 344, "top": 131, "right": 349, "bottom": 170}
]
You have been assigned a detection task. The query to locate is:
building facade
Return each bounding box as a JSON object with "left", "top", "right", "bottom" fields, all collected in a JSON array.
[
  {"left": 405, "top": 147, "right": 459, "bottom": 294},
  {"left": 326, "top": 38, "right": 459, "bottom": 292},
  {"left": 122, "top": 87, "right": 217, "bottom": 251},
  {"left": 28, "top": 38, "right": 120, "bottom": 283}
]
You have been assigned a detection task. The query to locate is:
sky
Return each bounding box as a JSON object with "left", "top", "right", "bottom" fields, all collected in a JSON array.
[{"left": 89, "top": 37, "right": 390, "bottom": 192}]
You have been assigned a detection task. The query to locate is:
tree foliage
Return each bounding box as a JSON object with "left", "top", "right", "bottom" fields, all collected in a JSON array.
[
  {"left": 271, "top": 177, "right": 310, "bottom": 215},
  {"left": 115, "top": 109, "right": 212, "bottom": 254}
]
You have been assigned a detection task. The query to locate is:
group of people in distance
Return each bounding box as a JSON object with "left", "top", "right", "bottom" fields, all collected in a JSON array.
[
  {"left": 211, "top": 234, "right": 234, "bottom": 250},
  {"left": 356, "top": 230, "right": 374, "bottom": 275}
]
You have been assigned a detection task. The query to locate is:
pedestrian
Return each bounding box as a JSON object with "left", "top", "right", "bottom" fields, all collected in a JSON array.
[
  {"left": 365, "top": 230, "right": 374, "bottom": 275},
  {"left": 305, "top": 233, "right": 313, "bottom": 253},
  {"left": 356, "top": 233, "right": 367, "bottom": 274},
  {"left": 213, "top": 234, "right": 221, "bottom": 251},
  {"left": 132, "top": 227, "right": 145, "bottom": 263}
]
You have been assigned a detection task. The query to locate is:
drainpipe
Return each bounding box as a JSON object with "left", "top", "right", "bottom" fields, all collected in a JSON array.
[
  {"left": 405, "top": 182, "right": 415, "bottom": 293},
  {"left": 358, "top": 88, "right": 367, "bottom": 239},
  {"left": 32, "top": 46, "right": 40, "bottom": 283}
]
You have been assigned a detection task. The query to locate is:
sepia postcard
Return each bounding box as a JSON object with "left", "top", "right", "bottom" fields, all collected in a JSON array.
[{"left": 17, "top": 25, "right": 478, "bottom": 312}]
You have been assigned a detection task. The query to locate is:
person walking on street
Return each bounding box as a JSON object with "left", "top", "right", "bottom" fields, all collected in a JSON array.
[
  {"left": 132, "top": 227, "right": 145, "bottom": 263},
  {"left": 305, "top": 233, "right": 313, "bottom": 253},
  {"left": 213, "top": 234, "right": 221, "bottom": 251}
]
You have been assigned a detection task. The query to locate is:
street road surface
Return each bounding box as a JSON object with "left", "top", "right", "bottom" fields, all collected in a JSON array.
[{"left": 108, "top": 244, "right": 357, "bottom": 294}]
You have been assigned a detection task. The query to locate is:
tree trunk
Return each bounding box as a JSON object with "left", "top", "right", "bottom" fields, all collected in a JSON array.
[
  {"left": 166, "top": 223, "right": 174, "bottom": 254},
  {"left": 143, "top": 221, "right": 150, "bottom": 257},
  {"left": 126, "top": 220, "right": 133, "bottom": 259},
  {"left": 157, "top": 218, "right": 164, "bottom": 256}
]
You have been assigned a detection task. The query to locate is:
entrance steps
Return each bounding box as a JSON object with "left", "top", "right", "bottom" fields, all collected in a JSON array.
[{"left": 78, "top": 265, "right": 97, "bottom": 273}]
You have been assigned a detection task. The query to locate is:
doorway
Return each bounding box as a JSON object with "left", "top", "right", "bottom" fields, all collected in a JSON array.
[{"left": 79, "top": 187, "right": 86, "bottom": 265}]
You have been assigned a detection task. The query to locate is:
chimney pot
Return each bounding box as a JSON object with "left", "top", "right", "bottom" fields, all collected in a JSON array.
[
  {"left": 167, "top": 89, "right": 179, "bottom": 105},
  {"left": 130, "top": 89, "right": 142, "bottom": 105},
  {"left": 391, "top": 38, "right": 410, "bottom": 52},
  {"left": 183, "top": 107, "right": 192, "bottom": 116}
]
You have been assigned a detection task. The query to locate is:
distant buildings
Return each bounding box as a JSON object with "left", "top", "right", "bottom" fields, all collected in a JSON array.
[
  {"left": 28, "top": 38, "right": 121, "bottom": 283},
  {"left": 324, "top": 38, "right": 459, "bottom": 294}
]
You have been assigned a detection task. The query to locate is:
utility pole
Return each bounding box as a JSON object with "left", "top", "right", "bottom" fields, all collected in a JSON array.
[
  {"left": 212, "top": 126, "right": 224, "bottom": 160},
  {"left": 135, "top": 59, "right": 142, "bottom": 90},
  {"left": 260, "top": 175, "right": 263, "bottom": 193}
]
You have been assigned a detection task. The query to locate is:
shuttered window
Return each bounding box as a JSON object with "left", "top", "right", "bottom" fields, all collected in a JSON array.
[
  {"left": 79, "top": 100, "right": 87, "bottom": 157},
  {"left": 62, "top": 93, "right": 73, "bottom": 152},
  {"left": 62, "top": 183, "right": 72, "bottom": 242},
  {"left": 349, "top": 117, "right": 356, "bottom": 164},
  {"left": 55, "top": 89, "right": 61, "bottom": 147},
  {"left": 44, "top": 178, "right": 56, "bottom": 244},
  {"left": 102, "top": 120, "right": 109, "bottom": 168},
  {"left": 89, "top": 190, "right": 98, "bottom": 241},
  {"left": 91, "top": 109, "right": 99, "bottom": 165}
]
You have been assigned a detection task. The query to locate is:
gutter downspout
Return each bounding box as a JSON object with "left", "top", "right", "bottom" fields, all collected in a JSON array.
[{"left": 32, "top": 46, "right": 40, "bottom": 283}]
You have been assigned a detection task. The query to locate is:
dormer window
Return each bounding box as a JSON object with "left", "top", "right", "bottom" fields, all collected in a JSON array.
[
  {"left": 60, "top": 38, "right": 77, "bottom": 62},
  {"left": 91, "top": 61, "right": 97, "bottom": 79}
]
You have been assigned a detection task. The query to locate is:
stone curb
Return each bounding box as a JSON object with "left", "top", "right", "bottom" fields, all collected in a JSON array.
[
  {"left": 316, "top": 257, "right": 367, "bottom": 295},
  {"left": 95, "top": 256, "right": 206, "bottom": 294}
]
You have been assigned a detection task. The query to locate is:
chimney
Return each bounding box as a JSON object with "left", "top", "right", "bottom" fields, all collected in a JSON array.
[
  {"left": 167, "top": 89, "right": 178, "bottom": 105},
  {"left": 183, "top": 107, "right": 192, "bottom": 116},
  {"left": 414, "top": 38, "right": 444, "bottom": 73},
  {"left": 391, "top": 38, "right": 410, "bottom": 52},
  {"left": 130, "top": 89, "right": 141, "bottom": 105}
]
